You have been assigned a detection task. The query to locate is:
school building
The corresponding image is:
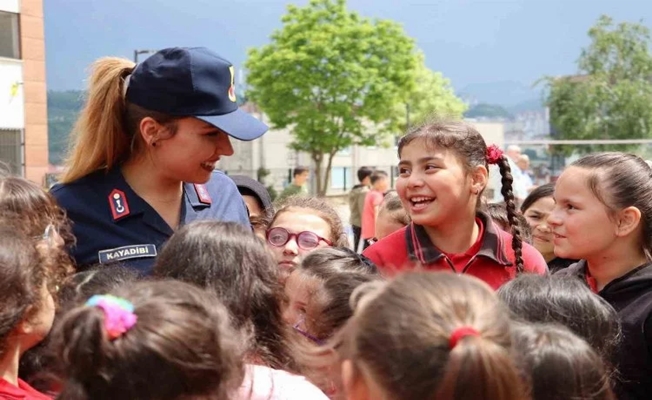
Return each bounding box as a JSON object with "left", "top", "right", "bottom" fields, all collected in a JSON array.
[
  {"left": 217, "top": 104, "right": 505, "bottom": 198},
  {"left": 0, "top": 0, "right": 48, "bottom": 183}
]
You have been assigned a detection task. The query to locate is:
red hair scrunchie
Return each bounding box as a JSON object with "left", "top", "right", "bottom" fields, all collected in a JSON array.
[
  {"left": 486, "top": 145, "right": 504, "bottom": 165},
  {"left": 449, "top": 326, "right": 481, "bottom": 349}
]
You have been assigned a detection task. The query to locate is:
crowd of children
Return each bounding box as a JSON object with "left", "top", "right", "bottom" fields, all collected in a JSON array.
[{"left": 4, "top": 61, "right": 652, "bottom": 399}]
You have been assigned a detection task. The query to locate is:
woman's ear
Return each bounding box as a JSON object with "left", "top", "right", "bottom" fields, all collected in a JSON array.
[
  {"left": 615, "top": 206, "right": 642, "bottom": 238},
  {"left": 138, "top": 117, "right": 163, "bottom": 147}
]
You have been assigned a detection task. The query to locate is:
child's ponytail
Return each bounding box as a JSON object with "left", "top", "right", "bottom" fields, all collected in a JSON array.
[
  {"left": 487, "top": 146, "right": 524, "bottom": 273},
  {"left": 436, "top": 328, "right": 526, "bottom": 399}
]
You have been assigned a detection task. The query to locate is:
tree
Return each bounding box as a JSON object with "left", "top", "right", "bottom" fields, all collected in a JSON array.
[
  {"left": 405, "top": 63, "right": 467, "bottom": 128},
  {"left": 245, "top": 0, "right": 420, "bottom": 196},
  {"left": 542, "top": 15, "right": 652, "bottom": 155}
]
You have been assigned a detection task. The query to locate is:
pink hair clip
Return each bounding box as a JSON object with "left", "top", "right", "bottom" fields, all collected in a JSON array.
[
  {"left": 85, "top": 294, "right": 138, "bottom": 340},
  {"left": 486, "top": 145, "right": 504, "bottom": 165}
]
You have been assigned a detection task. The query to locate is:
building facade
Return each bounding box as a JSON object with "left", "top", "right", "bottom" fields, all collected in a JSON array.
[{"left": 0, "top": 0, "right": 48, "bottom": 183}]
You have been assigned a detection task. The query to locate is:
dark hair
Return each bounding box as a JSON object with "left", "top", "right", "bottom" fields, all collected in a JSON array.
[
  {"left": 497, "top": 274, "right": 620, "bottom": 364},
  {"left": 53, "top": 280, "right": 244, "bottom": 400},
  {"left": 271, "top": 196, "right": 348, "bottom": 247},
  {"left": 570, "top": 152, "right": 652, "bottom": 260},
  {"left": 485, "top": 202, "right": 532, "bottom": 243},
  {"left": 298, "top": 248, "right": 381, "bottom": 341},
  {"left": 337, "top": 272, "right": 526, "bottom": 400},
  {"left": 512, "top": 323, "right": 615, "bottom": 400},
  {"left": 357, "top": 166, "right": 374, "bottom": 183},
  {"left": 521, "top": 183, "right": 555, "bottom": 213},
  {"left": 398, "top": 121, "right": 524, "bottom": 273},
  {"left": 293, "top": 166, "right": 309, "bottom": 177},
  {"left": 20, "top": 264, "right": 141, "bottom": 391},
  {"left": 370, "top": 170, "right": 388, "bottom": 185},
  {"left": 153, "top": 221, "right": 295, "bottom": 370},
  {"left": 379, "top": 192, "right": 411, "bottom": 227},
  {"left": 0, "top": 228, "right": 51, "bottom": 355},
  {"left": 0, "top": 173, "right": 75, "bottom": 284}
]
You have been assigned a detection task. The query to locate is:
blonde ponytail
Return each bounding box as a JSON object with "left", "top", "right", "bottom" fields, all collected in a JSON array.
[{"left": 60, "top": 58, "right": 134, "bottom": 184}]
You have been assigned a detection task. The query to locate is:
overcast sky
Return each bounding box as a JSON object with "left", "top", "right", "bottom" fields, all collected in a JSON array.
[{"left": 44, "top": 0, "right": 652, "bottom": 94}]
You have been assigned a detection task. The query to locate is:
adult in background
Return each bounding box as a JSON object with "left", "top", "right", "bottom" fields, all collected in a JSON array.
[
  {"left": 348, "top": 166, "right": 373, "bottom": 252},
  {"left": 51, "top": 47, "right": 268, "bottom": 274},
  {"left": 277, "top": 166, "right": 310, "bottom": 202}
]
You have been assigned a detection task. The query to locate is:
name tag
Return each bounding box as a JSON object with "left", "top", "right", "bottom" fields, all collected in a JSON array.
[{"left": 98, "top": 244, "right": 157, "bottom": 264}]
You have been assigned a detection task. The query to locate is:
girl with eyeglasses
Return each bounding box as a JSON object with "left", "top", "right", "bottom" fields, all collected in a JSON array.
[{"left": 266, "top": 196, "right": 349, "bottom": 278}]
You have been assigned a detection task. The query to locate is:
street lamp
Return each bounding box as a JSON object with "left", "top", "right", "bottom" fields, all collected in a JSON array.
[{"left": 133, "top": 49, "right": 157, "bottom": 63}]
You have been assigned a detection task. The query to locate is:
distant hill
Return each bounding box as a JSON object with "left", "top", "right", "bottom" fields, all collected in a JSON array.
[
  {"left": 464, "top": 103, "right": 513, "bottom": 119},
  {"left": 48, "top": 90, "right": 84, "bottom": 165},
  {"left": 458, "top": 80, "right": 544, "bottom": 111}
]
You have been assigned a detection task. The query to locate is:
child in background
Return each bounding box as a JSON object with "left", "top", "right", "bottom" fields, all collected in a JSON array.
[
  {"left": 0, "top": 229, "right": 56, "bottom": 400},
  {"left": 277, "top": 166, "right": 310, "bottom": 203},
  {"left": 498, "top": 274, "right": 620, "bottom": 367},
  {"left": 512, "top": 323, "right": 615, "bottom": 400},
  {"left": 348, "top": 166, "right": 373, "bottom": 252},
  {"left": 363, "top": 121, "right": 547, "bottom": 289},
  {"left": 230, "top": 175, "right": 274, "bottom": 238},
  {"left": 335, "top": 272, "right": 526, "bottom": 399},
  {"left": 53, "top": 280, "right": 244, "bottom": 400},
  {"left": 374, "top": 192, "right": 410, "bottom": 241},
  {"left": 266, "top": 196, "right": 348, "bottom": 279},
  {"left": 551, "top": 152, "right": 652, "bottom": 399},
  {"left": 485, "top": 202, "right": 532, "bottom": 244},
  {"left": 520, "top": 183, "right": 577, "bottom": 272},
  {"left": 360, "top": 170, "right": 389, "bottom": 250}
]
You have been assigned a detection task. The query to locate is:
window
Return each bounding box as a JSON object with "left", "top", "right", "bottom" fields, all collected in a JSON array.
[
  {"left": 330, "top": 167, "right": 350, "bottom": 190},
  {"left": 0, "top": 129, "right": 22, "bottom": 175},
  {"left": 0, "top": 11, "right": 20, "bottom": 59}
]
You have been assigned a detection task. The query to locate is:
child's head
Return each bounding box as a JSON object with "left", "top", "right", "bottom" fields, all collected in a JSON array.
[
  {"left": 54, "top": 280, "right": 244, "bottom": 400},
  {"left": 549, "top": 152, "right": 652, "bottom": 262},
  {"left": 396, "top": 121, "right": 525, "bottom": 272},
  {"left": 338, "top": 272, "right": 525, "bottom": 400},
  {"left": 154, "top": 221, "right": 293, "bottom": 370},
  {"left": 498, "top": 274, "right": 620, "bottom": 364},
  {"left": 0, "top": 228, "right": 56, "bottom": 359},
  {"left": 375, "top": 192, "right": 410, "bottom": 240},
  {"left": 0, "top": 174, "right": 75, "bottom": 281},
  {"left": 356, "top": 166, "right": 373, "bottom": 185},
  {"left": 485, "top": 202, "right": 532, "bottom": 243},
  {"left": 229, "top": 174, "right": 274, "bottom": 237},
  {"left": 293, "top": 166, "right": 310, "bottom": 185},
  {"left": 512, "top": 323, "right": 614, "bottom": 400},
  {"left": 283, "top": 247, "right": 380, "bottom": 344},
  {"left": 267, "top": 196, "right": 348, "bottom": 272},
  {"left": 370, "top": 170, "right": 389, "bottom": 192},
  {"left": 521, "top": 183, "right": 555, "bottom": 261}
]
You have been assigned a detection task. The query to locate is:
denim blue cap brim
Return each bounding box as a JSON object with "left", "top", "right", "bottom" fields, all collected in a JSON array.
[{"left": 197, "top": 108, "right": 268, "bottom": 141}]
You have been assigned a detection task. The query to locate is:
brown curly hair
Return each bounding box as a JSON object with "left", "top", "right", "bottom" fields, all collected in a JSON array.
[{"left": 0, "top": 173, "right": 76, "bottom": 289}]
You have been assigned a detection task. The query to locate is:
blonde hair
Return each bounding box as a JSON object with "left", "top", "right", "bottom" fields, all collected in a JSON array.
[{"left": 60, "top": 57, "right": 178, "bottom": 184}]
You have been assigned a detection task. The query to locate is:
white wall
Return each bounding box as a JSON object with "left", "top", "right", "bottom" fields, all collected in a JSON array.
[
  {"left": 0, "top": 59, "right": 24, "bottom": 129},
  {"left": 0, "top": 0, "right": 19, "bottom": 13}
]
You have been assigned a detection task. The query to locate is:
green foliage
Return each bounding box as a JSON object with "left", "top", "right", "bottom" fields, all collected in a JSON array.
[
  {"left": 543, "top": 15, "right": 652, "bottom": 155},
  {"left": 406, "top": 62, "right": 467, "bottom": 128},
  {"left": 245, "top": 0, "right": 422, "bottom": 195},
  {"left": 47, "top": 90, "right": 84, "bottom": 164},
  {"left": 464, "top": 103, "right": 512, "bottom": 119}
]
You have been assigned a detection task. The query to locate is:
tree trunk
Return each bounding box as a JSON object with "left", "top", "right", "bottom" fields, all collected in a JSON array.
[
  {"left": 312, "top": 153, "right": 324, "bottom": 196},
  {"left": 320, "top": 151, "right": 337, "bottom": 197}
]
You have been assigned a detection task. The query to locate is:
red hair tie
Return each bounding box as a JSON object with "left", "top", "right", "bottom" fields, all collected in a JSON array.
[
  {"left": 486, "top": 145, "right": 503, "bottom": 165},
  {"left": 449, "top": 327, "right": 480, "bottom": 349}
]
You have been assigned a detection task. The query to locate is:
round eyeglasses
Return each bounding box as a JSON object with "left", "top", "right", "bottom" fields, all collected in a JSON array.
[{"left": 266, "top": 227, "right": 332, "bottom": 250}]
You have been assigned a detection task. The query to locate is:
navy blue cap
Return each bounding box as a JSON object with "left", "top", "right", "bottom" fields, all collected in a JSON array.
[{"left": 125, "top": 47, "right": 268, "bottom": 141}]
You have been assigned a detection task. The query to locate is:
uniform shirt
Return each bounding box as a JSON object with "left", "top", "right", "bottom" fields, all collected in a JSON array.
[
  {"left": 51, "top": 167, "right": 249, "bottom": 274},
  {"left": 363, "top": 212, "right": 548, "bottom": 290},
  {"left": 0, "top": 378, "right": 52, "bottom": 400},
  {"left": 556, "top": 261, "right": 652, "bottom": 400}
]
